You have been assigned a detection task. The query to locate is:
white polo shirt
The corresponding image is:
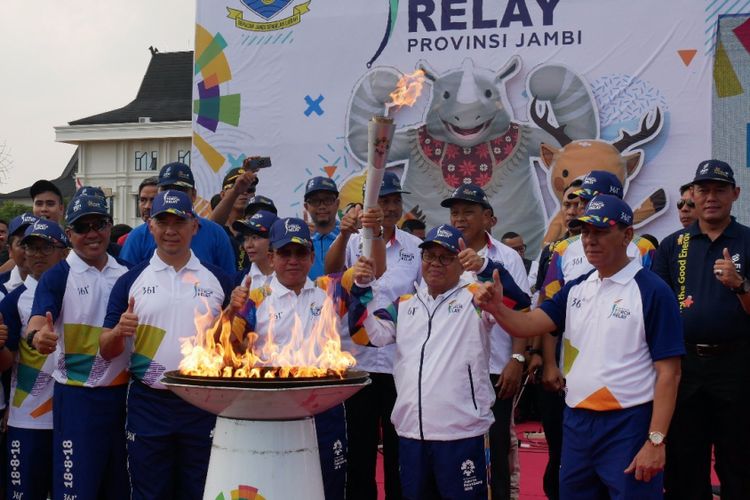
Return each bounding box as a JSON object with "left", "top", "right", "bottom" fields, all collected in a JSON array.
[
  {"left": 539, "top": 259, "right": 685, "bottom": 411},
  {"left": 5, "top": 276, "right": 57, "bottom": 429},
  {"left": 32, "top": 252, "right": 130, "bottom": 387},
  {"left": 241, "top": 262, "right": 274, "bottom": 289},
  {"left": 343, "top": 228, "right": 423, "bottom": 373},
  {"left": 103, "top": 251, "right": 233, "bottom": 390}
]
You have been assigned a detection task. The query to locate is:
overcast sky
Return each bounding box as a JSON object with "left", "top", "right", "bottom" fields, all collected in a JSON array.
[{"left": 0, "top": 1, "right": 195, "bottom": 194}]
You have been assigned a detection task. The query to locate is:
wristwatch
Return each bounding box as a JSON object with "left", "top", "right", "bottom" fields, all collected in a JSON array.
[
  {"left": 511, "top": 353, "right": 526, "bottom": 364},
  {"left": 648, "top": 431, "right": 665, "bottom": 446},
  {"left": 26, "top": 329, "right": 39, "bottom": 350},
  {"left": 731, "top": 277, "right": 750, "bottom": 295}
]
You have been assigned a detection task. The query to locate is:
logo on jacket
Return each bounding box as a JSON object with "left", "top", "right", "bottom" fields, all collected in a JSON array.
[
  {"left": 399, "top": 249, "right": 415, "bottom": 262},
  {"left": 332, "top": 439, "right": 346, "bottom": 470},
  {"left": 193, "top": 282, "right": 214, "bottom": 298},
  {"left": 447, "top": 300, "right": 463, "bottom": 314},
  {"left": 310, "top": 303, "right": 322, "bottom": 317},
  {"left": 608, "top": 299, "right": 631, "bottom": 320},
  {"left": 461, "top": 459, "right": 482, "bottom": 490}
]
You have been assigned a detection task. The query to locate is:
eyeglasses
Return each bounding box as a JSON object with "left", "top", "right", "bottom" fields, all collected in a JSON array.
[
  {"left": 305, "top": 197, "right": 337, "bottom": 208},
  {"left": 677, "top": 199, "right": 695, "bottom": 210},
  {"left": 22, "top": 243, "right": 65, "bottom": 256},
  {"left": 69, "top": 219, "right": 111, "bottom": 234},
  {"left": 422, "top": 250, "right": 457, "bottom": 267}
]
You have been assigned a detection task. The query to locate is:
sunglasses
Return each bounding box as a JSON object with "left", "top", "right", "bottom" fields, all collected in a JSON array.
[
  {"left": 69, "top": 219, "right": 111, "bottom": 234},
  {"left": 677, "top": 199, "right": 695, "bottom": 210}
]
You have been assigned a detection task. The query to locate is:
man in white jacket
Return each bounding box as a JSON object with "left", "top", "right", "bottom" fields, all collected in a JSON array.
[{"left": 349, "top": 224, "right": 530, "bottom": 500}]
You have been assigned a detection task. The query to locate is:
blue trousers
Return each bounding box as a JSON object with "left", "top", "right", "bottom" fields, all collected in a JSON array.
[
  {"left": 560, "top": 403, "right": 662, "bottom": 500},
  {"left": 399, "top": 434, "right": 490, "bottom": 500},
  {"left": 52, "top": 382, "right": 129, "bottom": 500},
  {"left": 7, "top": 426, "right": 53, "bottom": 500},
  {"left": 126, "top": 379, "right": 215, "bottom": 500},
  {"left": 315, "top": 403, "right": 347, "bottom": 500}
]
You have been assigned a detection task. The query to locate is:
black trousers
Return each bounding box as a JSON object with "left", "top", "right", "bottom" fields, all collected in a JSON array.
[
  {"left": 489, "top": 374, "right": 513, "bottom": 500},
  {"left": 664, "top": 344, "right": 750, "bottom": 500},
  {"left": 345, "top": 372, "right": 402, "bottom": 500}
]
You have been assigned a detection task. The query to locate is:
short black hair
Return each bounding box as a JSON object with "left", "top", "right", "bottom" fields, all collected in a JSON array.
[
  {"left": 501, "top": 231, "right": 521, "bottom": 241},
  {"left": 679, "top": 182, "right": 692, "bottom": 195},
  {"left": 0, "top": 219, "right": 8, "bottom": 228},
  {"left": 110, "top": 224, "right": 132, "bottom": 243},
  {"left": 30, "top": 180, "right": 63, "bottom": 204},
  {"left": 210, "top": 193, "right": 222, "bottom": 210},
  {"left": 401, "top": 219, "right": 425, "bottom": 233},
  {"left": 138, "top": 176, "right": 159, "bottom": 195}
]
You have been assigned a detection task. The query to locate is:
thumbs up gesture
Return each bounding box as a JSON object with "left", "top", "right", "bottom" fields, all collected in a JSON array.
[
  {"left": 0, "top": 313, "right": 7, "bottom": 350},
  {"left": 116, "top": 297, "right": 139, "bottom": 338},
  {"left": 34, "top": 312, "right": 59, "bottom": 354},
  {"left": 714, "top": 247, "right": 743, "bottom": 289},
  {"left": 470, "top": 268, "right": 506, "bottom": 316},
  {"left": 230, "top": 274, "right": 252, "bottom": 313},
  {"left": 458, "top": 238, "right": 484, "bottom": 272}
]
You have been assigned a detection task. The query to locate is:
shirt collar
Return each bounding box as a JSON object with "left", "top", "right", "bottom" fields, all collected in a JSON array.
[
  {"left": 22, "top": 274, "right": 38, "bottom": 290},
  {"left": 587, "top": 258, "right": 641, "bottom": 285},
  {"left": 687, "top": 216, "right": 739, "bottom": 238},
  {"left": 269, "top": 275, "right": 316, "bottom": 297},
  {"left": 8, "top": 266, "right": 23, "bottom": 287},
  {"left": 149, "top": 250, "right": 202, "bottom": 273},
  {"left": 312, "top": 222, "right": 340, "bottom": 241},
  {"left": 67, "top": 250, "right": 120, "bottom": 273}
]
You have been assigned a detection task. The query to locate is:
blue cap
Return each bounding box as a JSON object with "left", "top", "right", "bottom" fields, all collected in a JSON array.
[
  {"left": 572, "top": 171, "right": 624, "bottom": 200},
  {"left": 269, "top": 217, "right": 312, "bottom": 250},
  {"left": 233, "top": 210, "right": 278, "bottom": 237},
  {"left": 150, "top": 190, "right": 196, "bottom": 219},
  {"left": 304, "top": 176, "right": 338, "bottom": 200},
  {"left": 8, "top": 213, "right": 39, "bottom": 236},
  {"left": 66, "top": 195, "right": 110, "bottom": 224},
  {"left": 74, "top": 186, "right": 105, "bottom": 198},
  {"left": 440, "top": 183, "right": 492, "bottom": 210},
  {"left": 419, "top": 224, "right": 463, "bottom": 254},
  {"left": 693, "top": 159, "right": 735, "bottom": 186},
  {"left": 245, "top": 195, "right": 277, "bottom": 216},
  {"left": 373, "top": 171, "right": 410, "bottom": 197},
  {"left": 158, "top": 162, "right": 195, "bottom": 189},
  {"left": 21, "top": 220, "right": 68, "bottom": 247},
  {"left": 568, "top": 194, "right": 633, "bottom": 229}
]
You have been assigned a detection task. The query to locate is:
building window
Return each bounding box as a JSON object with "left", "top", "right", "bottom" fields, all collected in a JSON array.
[
  {"left": 178, "top": 149, "right": 191, "bottom": 166},
  {"left": 135, "top": 151, "right": 158, "bottom": 171}
]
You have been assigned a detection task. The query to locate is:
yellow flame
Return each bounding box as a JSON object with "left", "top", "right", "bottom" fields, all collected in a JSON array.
[
  {"left": 389, "top": 69, "right": 426, "bottom": 108},
  {"left": 179, "top": 289, "right": 355, "bottom": 379}
]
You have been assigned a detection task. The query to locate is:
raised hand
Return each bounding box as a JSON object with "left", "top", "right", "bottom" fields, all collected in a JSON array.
[
  {"left": 714, "top": 247, "right": 743, "bottom": 289},
  {"left": 34, "top": 312, "right": 59, "bottom": 354},
  {"left": 116, "top": 297, "right": 139, "bottom": 338},
  {"left": 230, "top": 274, "right": 252, "bottom": 313},
  {"left": 233, "top": 169, "right": 258, "bottom": 194},
  {"left": 353, "top": 256, "right": 376, "bottom": 285},
  {"left": 470, "top": 268, "right": 505, "bottom": 317},
  {"left": 458, "top": 238, "right": 484, "bottom": 272},
  {"left": 360, "top": 206, "right": 384, "bottom": 234},
  {"left": 340, "top": 205, "right": 362, "bottom": 237}
]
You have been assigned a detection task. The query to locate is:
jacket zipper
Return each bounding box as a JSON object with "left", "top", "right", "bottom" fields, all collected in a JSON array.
[{"left": 467, "top": 365, "right": 478, "bottom": 410}]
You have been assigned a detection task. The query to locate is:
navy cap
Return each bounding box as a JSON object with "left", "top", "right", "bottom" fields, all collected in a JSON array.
[
  {"left": 158, "top": 162, "right": 195, "bottom": 189},
  {"left": 232, "top": 210, "right": 278, "bottom": 237},
  {"left": 74, "top": 186, "right": 105, "bottom": 198},
  {"left": 21, "top": 220, "right": 68, "bottom": 247},
  {"left": 572, "top": 171, "right": 623, "bottom": 200},
  {"left": 419, "top": 224, "right": 463, "bottom": 254},
  {"left": 568, "top": 194, "right": 633, "bottom": 229},
  {"left": 8, "top": 213, "right": 39, "bottom": 236},
  {"left": 363, "top": 171, "right": 410, "bottom": 197},
  {"left": 304, "top": 176, "right": 338, "bottom": 200},
  {"left": 440, "top": 183, "right": 492, "bottom": 210},
  {"left": 245, "top": 195, "right": 277, "bottom": 216},
  {"left": 269, "top": 217, "right": 312, "bottom": 250},
  {"left": 693, "top": 159, "right": 735, "bottom": 186},
  {"left": 150, "top": 190, "right": 196, "bottom": 219},
  {"left": 222, "top": 167, "right": 248, "bottom": 190},
  {"left": 66, "top": 195, "right": 110, "bottom": 224}
]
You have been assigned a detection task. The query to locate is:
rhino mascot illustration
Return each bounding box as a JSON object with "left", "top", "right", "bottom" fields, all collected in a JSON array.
[{"left": 345, "top": 56, "right": 598, "bottom": 253}]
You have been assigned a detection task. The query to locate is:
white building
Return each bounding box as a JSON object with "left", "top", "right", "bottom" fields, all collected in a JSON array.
[{"left": 55, "top": 49, "right": 193, "bottom": 227}]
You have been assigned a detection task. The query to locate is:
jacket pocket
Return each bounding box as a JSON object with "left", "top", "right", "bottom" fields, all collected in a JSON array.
[{"left": 467, "top": 364, "right": 478, "bottom": 411}]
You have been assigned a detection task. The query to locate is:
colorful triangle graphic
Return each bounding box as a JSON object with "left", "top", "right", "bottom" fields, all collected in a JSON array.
[
  {"left": 677, "top": 49, "right": 697, "bottom": 67},
  {"left": 324, "top": 165, "right": 337, "bottom": 178}
]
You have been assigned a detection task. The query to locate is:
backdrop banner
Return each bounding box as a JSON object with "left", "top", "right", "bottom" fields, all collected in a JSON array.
[{"left": 193, "top": 0, "right": 723, "bottom": 254}]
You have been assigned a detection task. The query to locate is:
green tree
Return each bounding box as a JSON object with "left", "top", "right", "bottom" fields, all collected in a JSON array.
[{"left": 0, "top": 201, "right": 33, "bottom": 222}]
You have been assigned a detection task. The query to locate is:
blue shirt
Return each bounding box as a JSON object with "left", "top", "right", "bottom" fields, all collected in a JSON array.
[
  {"left": 309, "top": 223, "right": 340, "bottom": 280},
  {"left": 653, "top": 217, "right": 750, "bottom": 344},
  {"left": 120, "top": 216, "right": 236, "bottom": 275}
]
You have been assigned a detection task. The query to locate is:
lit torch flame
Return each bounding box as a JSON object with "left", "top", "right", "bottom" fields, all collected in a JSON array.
[
  {"left": 386, "top": 69, "right": 426, "bottom": 116},
  {"left": 179, "top": 290, "right": 356, "bottom": 379}
]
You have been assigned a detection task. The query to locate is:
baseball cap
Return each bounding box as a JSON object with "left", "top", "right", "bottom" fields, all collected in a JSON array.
[
  {"left": 21, "top": 220, "right": 68, "bottom": 248},
  {"left": 29, "top": 180, "right": 62, "bottom": 201},
  {"left": 440, "top": 183, "right": 492, "bottom": 210},
  {"left": 150, "top": 190, "right": 196, "bottom": 219},
  {"left": 8, "top": 213, "right": 39, "bottom": 237},
  {"left": 245, "top": 195, "right": 277, "bottom": 216},
  {"left": 692, "top": 159, "right": 735, "bottom": 186},
  {"left": 363, "top": 171, "right": 411, "bottom": 197},
  {"left": 158, "top": 162, "right": 195, "bottom": 189},
  {"left": 222, "top": 167, "right": 253, "bottom": 190},
  {"left": 74, "top": 186, "right": 105, "bottom": 198},
  {"left": 304, "top": 177, "right": 338, "bottom": 200},
  {"left": 269, "top": 217, "right": 312, "bottom": 250},
  {"left": 66, "top": 195, "right": 110, "bottom": 225},
  {"left": 232, "top": 210, "right": 278, "bottom": 237},
  {"left": 419, "top": 224, "right": 463, "bottom": 254},
  {"left": 568, "top": 194, "right": 633, "bottom": 229},
  {"left": 572, "top": 171, "right": 623, "bottom": 200}
]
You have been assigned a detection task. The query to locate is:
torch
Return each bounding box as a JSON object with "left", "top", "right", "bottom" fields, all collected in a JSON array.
[{"left": 361, "top": 70, "right": 425, "bottom": 258}]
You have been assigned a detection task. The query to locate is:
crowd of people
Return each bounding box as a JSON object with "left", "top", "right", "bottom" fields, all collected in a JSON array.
[{"left": 0, "top": 156, "right": 744, "bottom": 500}]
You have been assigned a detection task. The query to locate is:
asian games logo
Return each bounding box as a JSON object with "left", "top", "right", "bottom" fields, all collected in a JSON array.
[
  {"left": 461, "top": 458, "right": 482, "bottom": 491},
  {"left": 226, "top": 0, "right": 311, "bottom": 32}
]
